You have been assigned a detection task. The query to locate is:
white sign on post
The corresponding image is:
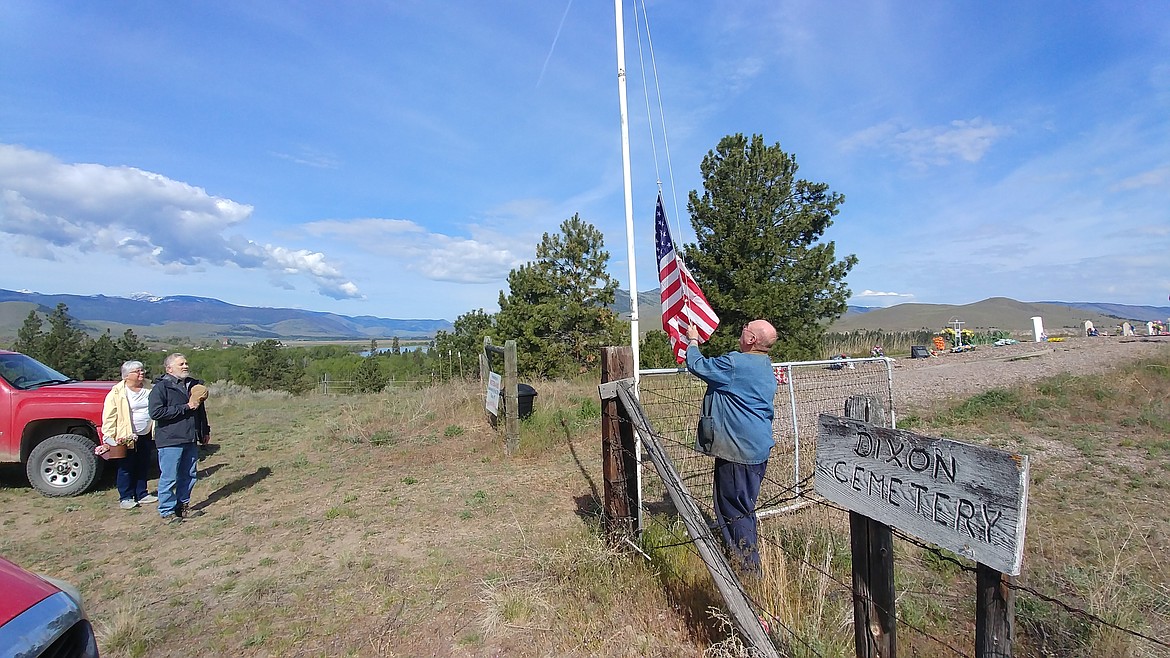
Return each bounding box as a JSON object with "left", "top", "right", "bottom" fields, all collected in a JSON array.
[
  {"left": 815, "top": 414, "right": 1030, "bottom": 575},
  {"left": 485, "top": 371, "right": 502, "bottom": 415}
]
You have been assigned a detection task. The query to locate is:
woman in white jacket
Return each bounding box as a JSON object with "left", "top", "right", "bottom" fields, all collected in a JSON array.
[{"left": 101, "top": 361, "right": 157, "bottom": 509}]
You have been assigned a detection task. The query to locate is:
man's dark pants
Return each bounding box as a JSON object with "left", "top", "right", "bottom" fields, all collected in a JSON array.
[{"left": 713, "top": 457, "right": 768, "bottom": 575}]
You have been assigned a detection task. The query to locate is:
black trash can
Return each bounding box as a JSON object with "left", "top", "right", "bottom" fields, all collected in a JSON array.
[{"left": 517, "top": 383, "right": 538, "bottom": 419}]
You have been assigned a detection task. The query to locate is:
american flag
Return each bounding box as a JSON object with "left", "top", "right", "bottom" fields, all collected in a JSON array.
[{"left": 655, "top": 193, "right": 719, "bottom": 362}]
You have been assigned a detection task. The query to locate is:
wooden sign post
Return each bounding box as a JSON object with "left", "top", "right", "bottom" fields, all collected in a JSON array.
[{"left": 816, "top": 413, "right": 1030, "bottom": 657}]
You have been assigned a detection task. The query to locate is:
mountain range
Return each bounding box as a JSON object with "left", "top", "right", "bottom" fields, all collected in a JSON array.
[
  {"left": 0, "top": 289, "right": 453, "bottom": 341},
  {"left": 615, "top": 290, "right": 1170, "bottom": 335},
  {"left": 3, "top": 287, "right": 1167, "bottom": 344}
]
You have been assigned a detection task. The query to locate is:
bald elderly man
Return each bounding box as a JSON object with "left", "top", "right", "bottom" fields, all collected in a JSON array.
[{"left": 685, "top": 320, "right": 778, "bottom": 576}]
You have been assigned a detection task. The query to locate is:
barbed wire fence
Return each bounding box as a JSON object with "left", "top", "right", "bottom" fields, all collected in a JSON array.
[{"left": 609, "top": 356, "right": 1170, "bottom": 657}]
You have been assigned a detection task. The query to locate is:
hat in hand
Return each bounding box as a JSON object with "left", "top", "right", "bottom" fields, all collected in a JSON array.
[{"left": 189, "top": 383, "right": 209, "bottom": 404}]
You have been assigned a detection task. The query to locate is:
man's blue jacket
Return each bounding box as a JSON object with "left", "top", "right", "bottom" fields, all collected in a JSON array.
[{"left": 686, "top": 345, "right": 776, "bottom": 464}]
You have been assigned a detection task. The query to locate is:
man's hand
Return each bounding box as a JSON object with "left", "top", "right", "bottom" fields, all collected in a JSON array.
[
  {"left": 187, "top": 399, "right": 201, "bottom": 410},
  {"left": 200, "top": 433, "right": 211, "bottom": 446},
  {"left": 686, "top": 325, "right": 700, "bottom": 342}
]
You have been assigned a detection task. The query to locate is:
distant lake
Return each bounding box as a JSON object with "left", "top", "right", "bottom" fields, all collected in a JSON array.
[{"left": 359, "top": 345, "right": 428, "bottom": 357}]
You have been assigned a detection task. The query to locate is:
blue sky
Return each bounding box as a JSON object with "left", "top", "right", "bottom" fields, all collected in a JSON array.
[{"left": 2, "top": 1, "right": 1168, "bottom": 321}]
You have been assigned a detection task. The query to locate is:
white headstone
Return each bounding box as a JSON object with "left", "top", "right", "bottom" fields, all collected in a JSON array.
[{"left": 1031, "top": 316, "right": 1045, "bottom": 342}]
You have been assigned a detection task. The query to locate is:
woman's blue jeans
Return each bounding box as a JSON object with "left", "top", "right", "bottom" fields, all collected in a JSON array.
[{"left": 115, "top": 437, "right": 155, "bottom": 502}]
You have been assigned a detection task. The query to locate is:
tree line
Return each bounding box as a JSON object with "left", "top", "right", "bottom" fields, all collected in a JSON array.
[
  {"left": 11, "top": 303, "right": 150, "bottom": 380},
  {"left": 7, "top": 132, "right": 857, "bottom": 391},
  {"left": 7, "top": 308, "right": 460, "bottom": 394}
]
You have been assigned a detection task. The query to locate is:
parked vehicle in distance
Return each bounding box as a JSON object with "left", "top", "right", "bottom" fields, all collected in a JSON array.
[
  {"left": 0, "top": 554, "right": 100, "bottom": 657},
  {"left": 0, "top": 350, "right": 114, "bottom": 496}
]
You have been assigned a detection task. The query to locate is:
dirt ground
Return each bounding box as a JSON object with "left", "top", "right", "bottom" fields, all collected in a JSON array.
[{"left": 889, "top": 334, "right": 1170, "bottom": 412}]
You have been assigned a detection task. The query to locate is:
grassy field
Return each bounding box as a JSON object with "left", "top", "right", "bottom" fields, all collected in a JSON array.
[{"left": 1, "top": 350, "right": 1168, "bottom": 657}]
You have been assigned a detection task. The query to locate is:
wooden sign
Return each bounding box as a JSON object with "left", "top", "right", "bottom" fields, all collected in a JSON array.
[
  {"left": 815, "top": 414, "right": 1029, "bottom": 575},
  {"left": 485, "top": 371, "right": 502, "bottom": 415}
]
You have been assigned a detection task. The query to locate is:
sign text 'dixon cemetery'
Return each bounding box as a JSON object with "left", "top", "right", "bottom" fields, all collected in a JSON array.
[{"left": 815, "top": 414, "right": 1030, "bottom": 575}]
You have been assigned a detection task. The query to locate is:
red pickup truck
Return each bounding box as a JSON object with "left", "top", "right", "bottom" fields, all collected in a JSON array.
[{"left": 0, "top": 350, "right": 114, "bottom": 496}]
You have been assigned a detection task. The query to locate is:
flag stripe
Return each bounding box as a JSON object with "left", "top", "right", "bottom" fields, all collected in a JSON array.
[{"left": 654, "top": 193, "right": 718, "bottom": 363}]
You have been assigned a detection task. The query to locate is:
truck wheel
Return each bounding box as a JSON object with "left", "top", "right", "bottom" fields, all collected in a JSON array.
[{"left": 26, "top": 434, "right": 101, "bottom": 497}]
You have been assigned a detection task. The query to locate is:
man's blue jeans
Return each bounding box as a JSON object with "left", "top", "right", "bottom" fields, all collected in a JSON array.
[{"left": 157, "top": 443, "right": 198, "bottom": 518}]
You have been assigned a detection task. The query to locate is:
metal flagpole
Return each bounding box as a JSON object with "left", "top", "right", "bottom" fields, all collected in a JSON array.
[
  {"left": 614, "top": 0, "right": 640, "bottom": 375},
  {"left": 613, "top": 0, "right": 643, "bottom": 537}
]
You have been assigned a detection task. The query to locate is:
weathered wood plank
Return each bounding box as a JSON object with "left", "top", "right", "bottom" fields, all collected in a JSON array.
[
  {"left": 845, "top": 396, "right": 896, "bottom": 658},
  {"left": 815, "top": 414, "right": 1029, "bottom": 575},
  {"left": 975, "top": 563, "right": 1015, "bottom": 657},
  {"left": 601, "top": 348, "right": 635, "bottom": 538}
]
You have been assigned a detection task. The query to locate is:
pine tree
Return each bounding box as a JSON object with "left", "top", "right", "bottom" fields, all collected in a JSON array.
[
  {"left": 117, "top": 328, "right": 149, "bottom": 362},
  {"left": 433, "top": 309, "right": 495, "bottom": 376},
  {"left": 244, "top": 339, "right": 286, "bottom": 390},
  {"left": 496, "top": 215, "right": 622, "bottom": 377},
  {"left": 639, "top": 330, "right": 678, "bottom": 369},
  {"left": 12, "top": 310, "right": 44, "bottom": 358},
  {"left": 685, "top": 134, "right": 857, "bottom": 360},
  {"left": 39, "top": 304, "right": 88, "bottom": 378},
  {"left": 83, "top": 330, "right": 122, "bottom": 380},
  {"left": 353, "top": 355, "right": 387, "bottom": 393}
]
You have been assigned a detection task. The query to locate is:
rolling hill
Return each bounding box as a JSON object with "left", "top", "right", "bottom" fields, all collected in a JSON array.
[
  {"left": 616, "top": 290, "right": 1169, "bottom": 336},
  {"left": 828, "top": 297, "right": 1169, "bottom": 334},
  {"left": 0, "top": 289, "right": 452, "bottom": 341}
]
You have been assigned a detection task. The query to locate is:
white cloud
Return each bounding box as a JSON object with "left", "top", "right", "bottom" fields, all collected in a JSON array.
[
  {"left": 843, "top": 118, "right": 1010, "bottom": 167},
  {"left": 852, "top": 290, "right": 915, "bottom": 307},
  {"left": 304, "top": 217, "right": 529, "bottom": 284},
  {"left": 858, "top": 290, "right": 911, "bottom": 298},
  {"left": 0, "top": 144, "right": 360, "bottom": 299}
]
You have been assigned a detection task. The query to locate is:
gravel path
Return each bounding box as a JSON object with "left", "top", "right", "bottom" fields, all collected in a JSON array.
[{"left": 890, "top": 335, "right": 1170, "bottom": 412}]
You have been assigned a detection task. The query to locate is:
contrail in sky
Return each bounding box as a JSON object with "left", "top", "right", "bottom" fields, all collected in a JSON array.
[{"left": 537, "top": 0, "right": 574, "bottom": 88}]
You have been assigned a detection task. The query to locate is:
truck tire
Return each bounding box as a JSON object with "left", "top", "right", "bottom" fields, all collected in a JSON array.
[{"left": 26, "top": 434, "right": 102, "bottom": 497}]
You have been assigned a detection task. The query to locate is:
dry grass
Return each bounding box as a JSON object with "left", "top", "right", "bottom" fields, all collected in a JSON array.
[
  {"left": 0, "top": 378, "right": 706, "bottom": 657},
  {"left": 1, "top": 349, "right": 1168, "bottom": 656}
]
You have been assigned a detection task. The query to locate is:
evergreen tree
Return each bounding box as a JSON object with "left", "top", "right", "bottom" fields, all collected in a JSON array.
[
  {"left": 639, "top": 330, "right": 678, "bottom": 369},
  {"left": 390, "top": 336, "right": 401, "bottom": 355},
  {"left": 685, "top": 133, "right": 857, "bottom": 360},
  {"left": 496, "top": 215, "right": 622, "bottom": 377},
  {"left": 244, "top": 339, "right": 286, "bottom": 390},
  {"left": 83, "top": 330, "right": 122, "bottom": 380},
  {"left": 39, "top": 304, "right": 88, "bottom": 378},
  {"left": 117, "top": 328, "right": 149, "bottom": 362},
  {"left": 433, "top": 308, "right": 496, "bottom": 377},
  {"left": 353, "top": 355, "right": 387, "bottom": 393},
  {"left": 12, "top": 310, "right": 44, "bottom": 358}
]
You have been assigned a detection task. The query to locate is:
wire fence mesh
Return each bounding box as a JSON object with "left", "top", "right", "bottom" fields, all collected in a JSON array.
[{"left": 638, "top": 357, "right": 893, "bottom": 519}]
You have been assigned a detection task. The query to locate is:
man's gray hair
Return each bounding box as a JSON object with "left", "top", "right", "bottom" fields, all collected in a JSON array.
[
  {"left": 163, "top": 353, "right": 186, "bottom": 370},
  {"left": 120, "top": 360, "right": 145, "bottom": 379}
]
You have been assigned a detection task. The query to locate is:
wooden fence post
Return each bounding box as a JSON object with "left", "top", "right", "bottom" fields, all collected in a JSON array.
[
  {"left": 601, "top": 347, "right": 638, "bottom": 539},
  {"left": 845, "top": 395, "right": 897, "bottom": 658},
  {"left": 503, "top": 339, "right": 518, "bottom": 455},
  {"left": 482, "top": 337, "right": 520, "bottom": 453},
  {"left": 975, "top": 563, "right": 1015, "bottom": 657}
]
